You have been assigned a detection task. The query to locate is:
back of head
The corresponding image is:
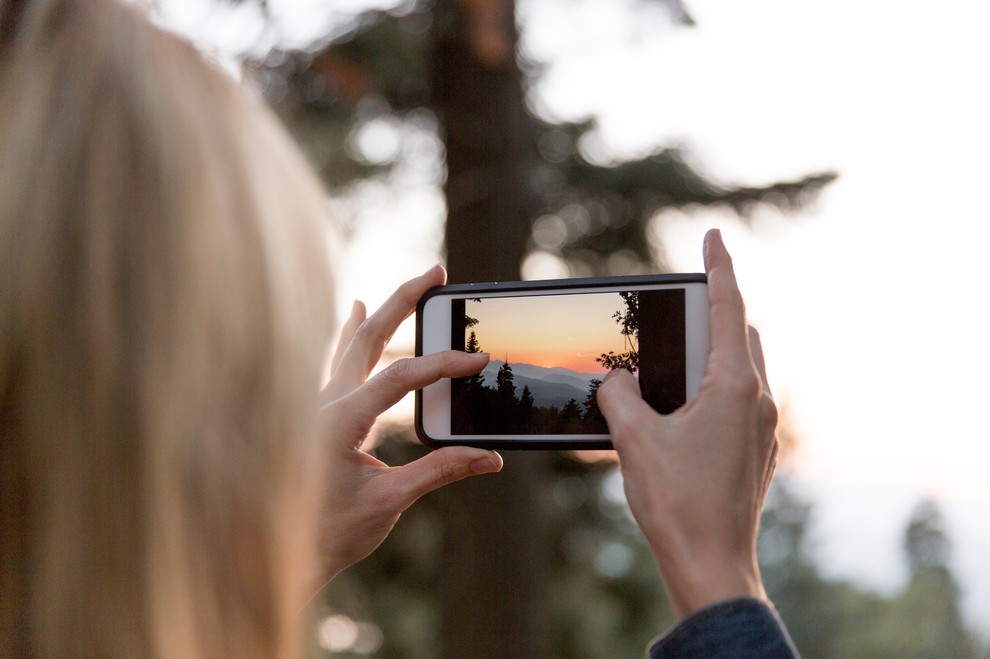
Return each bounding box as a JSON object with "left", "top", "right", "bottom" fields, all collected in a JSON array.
[{"left": 0, "top": 1, "right": 334, "bottom": 656}]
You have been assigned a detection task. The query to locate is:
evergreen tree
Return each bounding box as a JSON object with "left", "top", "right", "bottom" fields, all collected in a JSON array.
[
  {"left": 465, "top": 330, "right": 481, "bottom": 354},
  {"left": 583, "top": 378, "right": 608, "bottom": 434},
  {"left": 558, "top": 398, "right": 583, "bottom": 434},
  {"left": 883, "top": 499, "right": 979, "bottom": 658},
  {"left": 463, "top": 330, "right": 486, "bottom": 391},
  {"left": 495, "top": 361, "right": 516, "bottom": 400},
  {"left": 904, "top": 498, "right": 952, "bottom": 575},
  {"left": 519, "top": 385, "right": 535, "bottom": 413},
  {"left": 517, "top": 384, "right": 535, "bottom": 431}
]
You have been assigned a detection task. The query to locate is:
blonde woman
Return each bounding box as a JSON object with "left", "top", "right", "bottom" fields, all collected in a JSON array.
[
  {"left": 0, "top": 1, "right": 501, "bottom": 655},
  {"left": 1, "top": 0, "right": 791, "bottom": 657}
]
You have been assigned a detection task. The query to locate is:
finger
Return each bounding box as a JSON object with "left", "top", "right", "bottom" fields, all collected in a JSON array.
[
  {"left": 703, "top": 229, "right": 753, "bottom": 373},
  {"left": 324, "top": 350, "right": 490, "bottom": 449},
  {"left": 329, "top": 265, "right": 447, "bottom": 395},
  {"left": 331, "top": 300, "right": 367, "bottom": 375},
  {"left": 596, "top": 369, "right": 656, "bottom": 445},
  {"left": 360, "top": 265, "right": 446, "bottom": 353},
  {"left": 392, "top": 446, "right": 503, "bottom": 505},
  {"left": 324, "top": 300, "right": 368, "bottom": 402}
]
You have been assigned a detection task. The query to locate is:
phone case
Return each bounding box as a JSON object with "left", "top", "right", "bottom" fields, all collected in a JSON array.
[{"left": 415, "top": 273, "right": 707, "bottom": 450}]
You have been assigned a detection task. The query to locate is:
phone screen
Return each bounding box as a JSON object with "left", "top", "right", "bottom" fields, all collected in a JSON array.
[{"left": 448, "top": 288, "right": 686, "bottom": 436}]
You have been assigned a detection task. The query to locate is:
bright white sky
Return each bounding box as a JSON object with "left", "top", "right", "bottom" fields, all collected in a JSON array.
[
  {"left": 160, "top": 0, "right": 990, "bottom": 638},
  {"left": 514, "top": 0, "right": 990, "bottom": 635}
]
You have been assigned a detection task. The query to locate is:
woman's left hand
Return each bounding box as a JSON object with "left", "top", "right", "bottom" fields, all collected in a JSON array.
[{"left": 316, "top": 265, "right": 502, "bottom": 585}]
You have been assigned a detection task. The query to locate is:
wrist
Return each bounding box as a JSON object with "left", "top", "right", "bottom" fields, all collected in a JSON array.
[{"left": 654, "top": 542, "right": 767, "bottom": 620}]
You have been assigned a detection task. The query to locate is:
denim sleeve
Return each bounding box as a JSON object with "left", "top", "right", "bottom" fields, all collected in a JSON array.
[{"left": 648, "top": 597, "right": 799, "bottom": 659}]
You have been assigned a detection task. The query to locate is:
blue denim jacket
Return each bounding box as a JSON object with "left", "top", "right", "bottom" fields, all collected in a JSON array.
[{"left": 649, "top": 597, "right": 799, "bottom": 658}]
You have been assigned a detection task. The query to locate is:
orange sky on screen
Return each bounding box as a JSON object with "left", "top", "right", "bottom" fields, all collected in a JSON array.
[
  {"left": 464, "top": 292, "right": 631, "bottom": 374},
  {"left": 507, "top": 349, "right": 611, "bottom": 373}
]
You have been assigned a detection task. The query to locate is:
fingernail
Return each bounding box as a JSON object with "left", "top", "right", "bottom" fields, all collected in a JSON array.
[
  {"left": 470, "top": 453, "right": 502, "bottom": 474},
  {"left": 703, "top": 228, "right": 720, "bottom": 267},
  {"left": 423, "top": 263, "right": 447, "bottom": 285},
  {"left": 468, "top": 351, "right": 490, "bottom": 360}
]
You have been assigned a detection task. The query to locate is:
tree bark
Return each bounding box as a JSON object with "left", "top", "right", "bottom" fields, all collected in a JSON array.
[
  {"left": 431, "top": 0, "right": 535, "bottom": 283},
  {"left": 429, "top": 1, "right": 550, "bottom": 657}
]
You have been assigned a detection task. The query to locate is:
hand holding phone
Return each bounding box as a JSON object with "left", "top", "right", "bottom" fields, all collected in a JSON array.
[
  {"left": 596, "top": 229, "right": 779, "bottom": 621},
  {"left": 415, "top": 274, "right": 709, "bottom": 449},
  {"left": 317, "top": 265, "right": 503, "bottom": 583}
]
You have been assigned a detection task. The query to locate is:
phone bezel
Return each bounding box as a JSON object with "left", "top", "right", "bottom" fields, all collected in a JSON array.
[{"left": 415, "top": 273, "right": 708, "bottom": 450}]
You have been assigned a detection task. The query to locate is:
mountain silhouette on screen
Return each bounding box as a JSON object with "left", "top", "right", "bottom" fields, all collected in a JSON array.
[{"left": 478, "top": 360, "right": 603, "bottom": 409}]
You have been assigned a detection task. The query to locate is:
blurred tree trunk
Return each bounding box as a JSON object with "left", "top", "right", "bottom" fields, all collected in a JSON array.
[
  {"left": 429, "top": 1, "right": 550, "bottom": 657},
  {"left": 433, "top": 0, "right": 534, "bottom": 280}
]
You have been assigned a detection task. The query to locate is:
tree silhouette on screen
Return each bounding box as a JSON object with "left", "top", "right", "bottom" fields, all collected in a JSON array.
[{"left": 596, "top": 292, "right": 639, "bottom": 373}]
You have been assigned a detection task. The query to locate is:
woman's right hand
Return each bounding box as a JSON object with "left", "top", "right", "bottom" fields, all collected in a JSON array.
[{"left": 597, "top": 229, "right": 779, "bottom": 620}]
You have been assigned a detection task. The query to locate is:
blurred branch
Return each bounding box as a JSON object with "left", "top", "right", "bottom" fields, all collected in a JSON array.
[{"left": 645, "top": 0, "right": 696, "bottom": 27}]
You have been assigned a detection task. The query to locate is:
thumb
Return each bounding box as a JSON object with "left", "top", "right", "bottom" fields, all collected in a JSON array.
[
  {"left": 394, "top": 447, "right": 503, "bottom": 505},
  {"left": 596, "top": 369, "right": 647, "bottom": 421}
]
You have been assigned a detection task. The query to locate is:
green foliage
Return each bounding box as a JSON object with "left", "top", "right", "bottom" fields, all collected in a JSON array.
[
  {"left": 254, "top": 7, "right": 435, "bottom": 188},
  {"left": 546, "top": 464, "right": 672, "bottom": 658},
  {"left": 760, "top": 481, "right": 986, "bottom": 658},
  {"left": 253, "top": 3, "right": 837, "bottom": 275},
  {"left": 532, "top": 126, "right": 837, "bottom": 273},
  {"left": 904, "top": 499, "right": 952, "bottom": 574}
]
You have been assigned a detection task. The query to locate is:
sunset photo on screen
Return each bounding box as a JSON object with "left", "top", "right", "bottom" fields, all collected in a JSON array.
[{"left": 450, "top": 288, "right": 685, "bottom": 435}]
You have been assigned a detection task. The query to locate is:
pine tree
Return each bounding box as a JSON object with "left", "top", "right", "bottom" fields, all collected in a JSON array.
[
  {"left": 465, "top": 330, "right": 481, "bottom": 354},
  {"left": 519, "top": 384, "right": 535, "bottom": 411},
  {"left": 496, "top": 361, "right": 516, "bottom": 400},
  {"left": 582, "top": 379, "right": 607, "bottom": 434},
  {"left": 463, "top": 331, "right": 486, "bottom": 390}
]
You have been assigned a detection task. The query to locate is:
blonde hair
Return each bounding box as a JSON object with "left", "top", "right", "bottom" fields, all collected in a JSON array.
[{"left": 0, "top": 0, "right": 335, "bottom": 656}]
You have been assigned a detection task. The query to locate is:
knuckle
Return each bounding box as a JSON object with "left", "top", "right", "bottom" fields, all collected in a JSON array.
[
  {"left": 436, "top": 458, "right": 459, "bottom": 486},
  {"left": 396, "top": 279, "right": 426, "bottom": 308},
  {"left": 353, "top": 317, "right": 390, "bottom": 352},
  {"left": 351, "top": 317, "right": 375, "bottom": 343},
  {"left": 608, "top": 411, "right": 652, "bottom": 447},
  {"left": 380, "top": 357, "right": 416, "bottom": 384},
  {"left": 761, "top": 396, "right": 779, "bottom": 431},
  {"left": 712, "top": 287, "right": 746, "bottom": 317},
  {"left": 721, "top": 366, "right": 762, "bottom": 401}
]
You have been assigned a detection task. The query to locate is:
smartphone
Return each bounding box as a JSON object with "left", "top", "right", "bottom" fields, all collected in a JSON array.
[{"left": 415, "top": 274, "right": 709, "bottom": 450}]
